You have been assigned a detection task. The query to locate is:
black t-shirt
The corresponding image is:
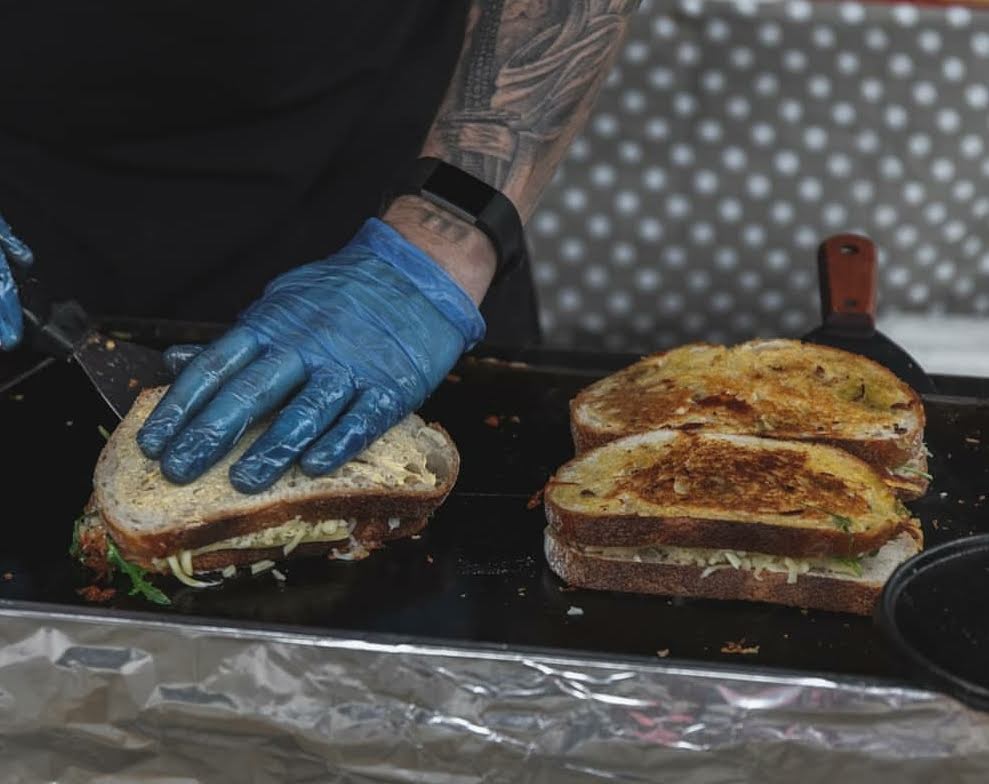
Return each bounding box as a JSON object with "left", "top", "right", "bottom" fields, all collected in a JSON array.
[{"left": 0, "top": 1, "right": 539, "bottom": 343}]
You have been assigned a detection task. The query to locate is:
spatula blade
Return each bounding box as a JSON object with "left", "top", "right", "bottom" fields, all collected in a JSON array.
[
  {"left": 803, "top": 325, "right": 936, "bottom": 395},
  {"left": 73, "top": 332, "right": 172, "bottom": 420}
]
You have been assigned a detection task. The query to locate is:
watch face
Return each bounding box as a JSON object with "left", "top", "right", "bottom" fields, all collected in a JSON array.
[{"left": 422, "top": 163, "right": 494, "bottom": 216}]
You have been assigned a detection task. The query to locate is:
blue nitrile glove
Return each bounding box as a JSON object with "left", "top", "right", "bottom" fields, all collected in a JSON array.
[
  {"left": 137, "top": 218, "right": 485, "bottom": 493},
  {"left": 0, "top": 215, "right": 35, "bottom": 350}
]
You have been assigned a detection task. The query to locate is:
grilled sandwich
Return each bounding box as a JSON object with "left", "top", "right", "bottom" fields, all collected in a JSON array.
[
  {"left": 543, "top": 429, "right": 922, "bottom": 615},
  {"left": 74, "top": 388, "right": 458, "bottom": 602},
  {"left": 570, "top": 339, "right": 930, "bottom": 499}
]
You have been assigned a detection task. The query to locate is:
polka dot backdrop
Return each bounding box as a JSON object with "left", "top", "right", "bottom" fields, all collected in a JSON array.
[{"left": 528, "top": 0, "right": 989, "bottom": 351}]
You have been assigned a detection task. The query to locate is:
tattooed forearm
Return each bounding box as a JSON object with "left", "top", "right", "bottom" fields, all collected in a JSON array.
[
  {"left": 424, "top": 0, "right": 640, "bottom": 221},
  {"left": 383, "top": 1, "right": 638, "bottom": 302}
]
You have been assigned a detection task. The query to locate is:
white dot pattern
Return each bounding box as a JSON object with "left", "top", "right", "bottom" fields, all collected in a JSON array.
[{"left": 529, "top": 0, "right": 989, "bottom": 350}]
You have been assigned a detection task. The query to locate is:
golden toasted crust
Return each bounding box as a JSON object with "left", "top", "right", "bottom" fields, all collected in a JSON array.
[
  {"left": 544, "top": 430, "right": 912, "bottom": 558},
  {"left": 570, "top": 340, "right": 925, "bottom": 471},
  {"left": 545, "top": 531, "right": 886, "bottom": 616}
]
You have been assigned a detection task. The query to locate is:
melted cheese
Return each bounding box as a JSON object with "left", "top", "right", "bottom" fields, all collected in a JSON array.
[
  {"left": 152, "top": 517, "right": 358, "bottom": 577},
  {"left": 579, "top": 543, "right": 864, "bottom": 583}
]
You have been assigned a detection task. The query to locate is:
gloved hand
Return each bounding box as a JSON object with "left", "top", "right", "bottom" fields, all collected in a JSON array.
[
  {"left": 137, "top": 218, "right": 485, "bottom": 493},
  {"left": 0, "top": 215, "right": 35, "bottom": 350}
]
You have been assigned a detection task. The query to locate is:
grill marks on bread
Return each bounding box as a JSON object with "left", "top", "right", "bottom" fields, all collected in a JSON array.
[
  {"left": 573, "top": 341, "right": 924, "bottom": 470},
  {"left": 545, "top": 430, "right": 909, "bottom": 557},
  {"left": 611, "top": 438, "right": 870, "bottom": 519}
]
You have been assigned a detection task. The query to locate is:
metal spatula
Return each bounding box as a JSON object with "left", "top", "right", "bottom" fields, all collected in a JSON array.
[
  {"left": 802, "top": 234, "right": 936, "bottom": 395},
  {"left": 0, "top": 264, "right": 171, "bottom": 419}
]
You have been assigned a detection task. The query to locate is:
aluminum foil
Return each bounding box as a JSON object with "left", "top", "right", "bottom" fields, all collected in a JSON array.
[{"left": 1, "top": 607, "right": 987, "bottom": 783}]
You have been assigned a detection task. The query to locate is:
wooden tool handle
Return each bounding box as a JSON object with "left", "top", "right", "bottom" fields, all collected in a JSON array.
[{"left": 817, "top": 234, "right": 877, "bottom": 334}]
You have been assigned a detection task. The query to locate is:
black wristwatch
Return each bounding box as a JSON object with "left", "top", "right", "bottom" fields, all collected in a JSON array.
[{"left": 385, "top": 157, "right": 526, "bottom": 285}]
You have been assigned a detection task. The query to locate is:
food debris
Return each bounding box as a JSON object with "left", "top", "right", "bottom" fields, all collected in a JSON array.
[
  {"left": 566, "top": 605, "right": 584, "bottom": 616},
  {"left": 483, "top": 414, "right": 500, "bottom": 428},
  {"left": 508, "top": 415, "right": 521, "bottom": 424},
  {"left": 656, "top": 649, "right": 670, "bottom": 658},
  {"left": 411, "top": 534, "right": 422, "bottom": 540},
  {"left": 526, "top": 487, "right": 545, "bottom": 510},
  {"left": 940, "top": 492, "right": 949, "bottom": 499},
  {"left": 460, "top": 593, "right": 467, "bottom": 599},
  {"left": 721, "top": 640, "right": 760, "bottom": 655},
  {"left": 800, "top": 608, "right": 809, "bottom": 616},
  {"left": 445, "top": 373, "right": 462, "bottom": 384},
  {"left": 105, "top": 339, "right": 116, "bottom": 351},
  {"left": 127, "top": 378, "right": 140, "bottom": 390},
  {"left": 965, "top": 437, "right": 980, "bottom": 445},
  {"left": 932, "top": 519, "right": 940, "bottom": 529},
  {"left": 271, "top": 569, "right": 286, "bottom": 582},
  {"left": 76, "top": 585, "right": 116, "bottom": 603},
  {"left": 426, "top": 554, "right": 434, "bottom": 564},
  {"left": 10, "top": 393, "right": 23, "bottom": 402},
  {"left": 2, "top": 572, "right": 12, "bottom": 582},
  {"left": 65, "top": 420, "right": 73, "bottom": 427},
  {"left": 97, "top": 425, "right": 111, "bottom": 440},
  {"left": 478, "top": 357, "right": 530, "bottom": 370},
  {"left": 517, "top": 587, "right": 527, "bottom": 596}
]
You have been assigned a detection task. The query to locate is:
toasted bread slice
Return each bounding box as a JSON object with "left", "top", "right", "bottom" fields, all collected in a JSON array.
[
  {"left": 570, "top": 340, "right": 926, "bottom": 482},
  {"left": 544, "top": 429, "right": 915, "bottom": 559},
  {"left": 93, "top": 388, "right": 459, "bottom": 564},
  {"left": 545, "top": 522, "right": 922, "bottom": 616}
]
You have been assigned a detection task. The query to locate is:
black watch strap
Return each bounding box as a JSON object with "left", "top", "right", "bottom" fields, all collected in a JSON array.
[{"left": 386, "top": 157, "right": 526, "bottom": 285}]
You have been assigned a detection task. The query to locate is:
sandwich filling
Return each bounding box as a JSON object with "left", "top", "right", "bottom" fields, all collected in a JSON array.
[
  {"left": 150, "top": 516, "right": 360, "bottom": 586},
  {"left": 566, "top": 530, "right": 918, "bottom": 584}
]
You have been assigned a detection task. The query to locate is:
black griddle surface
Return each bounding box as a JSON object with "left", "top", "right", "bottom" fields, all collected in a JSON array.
[{"left": 1, "top": 336, "right": 988, "bottom": 681}]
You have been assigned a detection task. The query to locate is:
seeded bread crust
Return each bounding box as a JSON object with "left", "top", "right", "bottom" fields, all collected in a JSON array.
[
  {"left": 570, "top": 340, "right": 925, "bottom": 473},
  {"left": 544, "top": 501, "right": 914, "bottom": 559},
  {"left": 94, "top": 388, "right": 459, "bottom": 560},
  {"left": 126, "top": 516, "right": 429, "bottom": 573},
  {"left": 544, "top": 529, "right": 915, "bottom": 616}
]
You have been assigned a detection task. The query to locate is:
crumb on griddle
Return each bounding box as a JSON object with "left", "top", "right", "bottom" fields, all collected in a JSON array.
[
  {"left": 77, "top": 585, "right": 116, "bottom": 603},
  {"left": 445, "top": 372, "right": 462, "bottom": 384},
  {"left": 526, "top": 486, "right": 545, "bottom": 510},
  {"left": 105, "top": 339, "right": 116, "bottom": 351},
  {"left": 483, "top": 414, "right": 501, "bottom": 428},
  {"left": 721, "top": 640, "right": 760, "bottom": 655},
  {"left": 507, "top": 415, "right": 521, "bottom": 424},
  {"left": 426, "top": 554, "right": 434, "bottom": 564},
  {"left": 965, "top": 437, "right": 980, "bottom": 445},
  {"left": 127, "top": 378, "right": 140, "bottom": 390},
  {"left": 10, "top": 393, "right": 23, "bottom": 402},
  {"left": 656, "top": 649, "right": 670, "bottom": 658},
  {"left": 2, "top": 572, "right": 12, "bottom": 582}
]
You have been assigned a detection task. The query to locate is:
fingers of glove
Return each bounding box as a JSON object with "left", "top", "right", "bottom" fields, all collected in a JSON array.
[
  {"left": 228, "top": 370, "right": 356, "bottom": 494},
  {"left": 300, "top": 386, "right": 401, "bottom": 477},
  {"left": 0, "top": 216, "right": 34, "bottom": 267},
  {"left": 0, "top": 250, "right": 24, "bottom": 350},
  {"left": 137, "top": 327, "right": 260, "bottom": 458},
  {"left": 163, "top": 344, "right": 205, "bottom": 378},
  {"left": 160, "top": 348, "right": 307, "bottom": 484}
]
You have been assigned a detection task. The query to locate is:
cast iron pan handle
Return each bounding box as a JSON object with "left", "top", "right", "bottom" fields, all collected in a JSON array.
[
  {"left": 10, "top": 260, "right": 89, "bottom": 358},
  {"left": 817, "top": 233, "right": 877, "bottom": 336}
]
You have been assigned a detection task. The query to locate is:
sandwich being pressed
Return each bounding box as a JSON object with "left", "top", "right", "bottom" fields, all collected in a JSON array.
[
  {"left": 74, "top": 388, "right": 459, "bottom": 603},
  {"left": 543, "top": 429, "right": 923, "bottom": 615},
  {"left": 570, "top": 339, "right": 930, "bottom": 500}
]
